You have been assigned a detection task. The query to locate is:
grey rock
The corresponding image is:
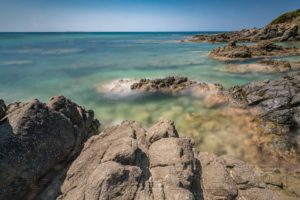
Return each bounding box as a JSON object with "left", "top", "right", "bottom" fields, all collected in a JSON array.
[
  {"left": 0, "top": 97, "right": 100, "bottom": 200},
  {"left": 230, "top": 72, "right": 300, "bottom": 128},
  {"left": 0, "top": 99, "right": 6, "bottom": 120},
  {"left": 189, "top": 23, "right": 300, "bottom": 43},
  {"left": 56, "top": 119, "right": 288, "bottom": 200},
  {"left": 210, "top": 41, "right": 300, "bottom": 61}
]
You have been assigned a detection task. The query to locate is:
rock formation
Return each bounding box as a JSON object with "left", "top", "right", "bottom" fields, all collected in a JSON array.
[
  {"left": 99, "top": 76, "right": 224, "bottom": 98},
  {"left": 0, "top": 96, "right": 100, "bottom": 200},
  {"left": 187, "top": 9, "right": 300, "bottom": 43},
  {"left": 230, "top": 72, "right": 300, "bottom": 130},
  {"left": 209, "top": 41, "right": 300, "bottom": 61},
  {"left": 57, "top": 119, "right": 297, "bottom": 200}
]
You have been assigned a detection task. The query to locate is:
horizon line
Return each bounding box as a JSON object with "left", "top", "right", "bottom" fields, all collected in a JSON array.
[{"left": 0, "top": 30, "right": 233, "bottom": 33}]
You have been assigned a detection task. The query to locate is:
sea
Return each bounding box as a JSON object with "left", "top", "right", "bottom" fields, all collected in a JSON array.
[{"left": 1, "top": 32, "right": 299, "bottom": 156}]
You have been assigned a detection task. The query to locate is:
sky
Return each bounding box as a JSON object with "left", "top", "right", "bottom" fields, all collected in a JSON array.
[{"left": 0, "top": 0, "right": 299, "bottom": 32}]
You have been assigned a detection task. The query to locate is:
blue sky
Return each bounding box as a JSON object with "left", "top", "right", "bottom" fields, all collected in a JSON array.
[{"left": 0, "top": 0, "right": 299, "bottom": 32}]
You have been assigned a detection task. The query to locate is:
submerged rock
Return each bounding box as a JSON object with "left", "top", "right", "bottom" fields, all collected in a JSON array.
[
  {"left": 210, "top": 41, "right": 300, "bottom": 61},
  {"left": 0, "top": 96, "right": 100, "bottom": 200},
  {"left": 223, "top": 59, "right": 292, "bottom": 73}
]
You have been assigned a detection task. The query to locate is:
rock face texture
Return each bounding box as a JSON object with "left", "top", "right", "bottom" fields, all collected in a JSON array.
[
  {"left": 230, "top": 72, "right": 300, "bottom": 130},
  {"left": 209, "top": 41, "right": 300, "bottom": 61},
  {"left": 57, "top": 119, "right": 295, "bottom": 200},
  {"left": 57, "top": 119, "right": 202, "bottom": 200},
  {"left": 0, "top": 96, "right": 100, "bottom": 200}
]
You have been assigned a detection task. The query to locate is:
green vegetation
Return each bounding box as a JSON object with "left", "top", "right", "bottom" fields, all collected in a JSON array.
[{"left": 270, "top": 9, "right": 300, "bottom": 25}]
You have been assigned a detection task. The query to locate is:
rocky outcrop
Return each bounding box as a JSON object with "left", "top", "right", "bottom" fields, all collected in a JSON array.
[
  {"left": 0, "top": 96, "right": 100, "bottom": 200},
  {"left": 209, "top": 41, "right": 300, "bottom": 61},
  {"left": 130, "top": 77, "right": 225, "bottom": 97},
  {"left": 230, "top": 72, "right": 300, "bottom": 130},
  {"left": 57, "top": 119, "right": 297, "bottom": 200},
  {"left": 187, "top": 9, "right": 300, "bottom": 43},
  {"left": 99, "top": 77, "right": 224, "bottom": 98},
  {"left": 223, "top": 59, "right": 292, "bottom": 73},
  {"left": 188, "top": 23, "right": 300, "bottom": 43},
  {"left": 57, "top": 119, "right": 202, "bottom": 200},
  {"left": 130, "top": 76, "right": 198, "bottom": 94}
]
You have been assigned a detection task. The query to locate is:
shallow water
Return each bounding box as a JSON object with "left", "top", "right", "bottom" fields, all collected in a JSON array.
[{"left": 1, "top": 32, "right": 299, "bottom": 158}]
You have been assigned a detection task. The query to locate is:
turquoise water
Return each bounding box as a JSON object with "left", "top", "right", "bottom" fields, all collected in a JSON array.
[{"left": 0, "top": 32, "right": 289, "bottom": 127}]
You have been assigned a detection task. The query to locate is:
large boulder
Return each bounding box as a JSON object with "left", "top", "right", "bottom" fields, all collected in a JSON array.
[
  {"left": 0, "top": 96, "right": 100, "bottom": 200},
  {"left": 57, "top": 119, "right": 202, "bottom": 200}
]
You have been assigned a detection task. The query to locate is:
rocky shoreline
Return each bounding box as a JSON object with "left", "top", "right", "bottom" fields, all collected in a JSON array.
[
  {"left": 1, "top": 73, "right": 300, "bottom": 199},
  {"left": 1, "top": 9, "right": 300, "bottom": 200},
  {"left": 185, "top": 9, "right": 300, "bottom": 75},
  {"left": 186, "top": 9, "right": 300, "bottom": 43}
]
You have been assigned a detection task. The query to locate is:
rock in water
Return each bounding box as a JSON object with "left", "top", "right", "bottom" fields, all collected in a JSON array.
[
  {"left": 0, "top": 96, "right": 100, "bottom": 200},
  {"left": 209, "top": 41, "right": 300, "bottom": 61},
  {"left": 188, "top": 9, "right": 300, "bottom": 43},
  {"left": 230, "top": 72, "right": 300, "bottom": 129},
  {"left": 57, "top": 119, "right": 290, "bottom": 200}
]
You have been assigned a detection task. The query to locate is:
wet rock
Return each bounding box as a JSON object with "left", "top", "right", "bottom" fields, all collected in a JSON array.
[
  {"left": 230, "top": 72, "right": 300, "bottom": 129},
  {"left": 130, "top": 76, "right": 197, "bottom": 94},
  {"left": 210, "top": 41, "right": 300, "bottom": 61},
  {"left": 0, "top": 96, "right": 100, "bottom": 200},
  {"left": 130, "top": 76, "right": 224, "bottom": 97}
]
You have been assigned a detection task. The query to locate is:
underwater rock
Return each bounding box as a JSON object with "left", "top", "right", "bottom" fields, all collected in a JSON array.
[
  {"left": 223, "top": 59, "right": 292, "bottom": 73},
  {"left": 0, "top": 96, "right": 100, "bottom": 200}
]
